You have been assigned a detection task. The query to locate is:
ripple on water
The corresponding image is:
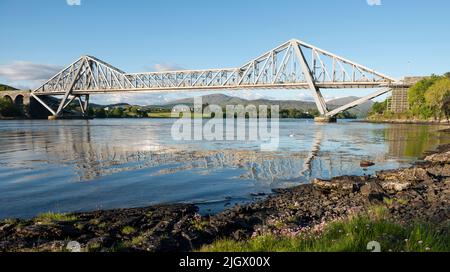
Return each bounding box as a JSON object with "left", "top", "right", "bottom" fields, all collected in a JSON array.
[{"left": 0, "top": 119, "right": 449, "bottom": 219}]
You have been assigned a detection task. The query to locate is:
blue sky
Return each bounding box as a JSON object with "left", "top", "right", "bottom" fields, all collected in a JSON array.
[{"left": 0, "top": 0, "right": 449, "bottom": 104}]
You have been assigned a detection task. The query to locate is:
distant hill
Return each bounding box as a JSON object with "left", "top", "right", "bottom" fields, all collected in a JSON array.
[
  {"left": 0, "top": 84, "right": 18, "bottom": 91},
  {"left": 164, "top": 94, "right": 373, "bottom": 118},
  {"left": 164, "top": 94, "right": 314, "bottom": 110},
  {"left": 327, "top": 96, "right": 374, "bottom": 118},
  {"left": 90, "top": 103, "right": 131, "bottom": 109},
  {"left": 91, "top": 93, "right": 374, "bottom": 118}
]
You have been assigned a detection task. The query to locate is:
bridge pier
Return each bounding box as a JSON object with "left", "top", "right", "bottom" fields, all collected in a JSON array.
[{"left": 314, "top": 116, "right": 337, "bottom": 123}]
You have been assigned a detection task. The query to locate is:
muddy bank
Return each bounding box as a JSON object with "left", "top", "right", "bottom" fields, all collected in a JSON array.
[{"left": 1, "top": 147, "right": 449, "bottom": 252}]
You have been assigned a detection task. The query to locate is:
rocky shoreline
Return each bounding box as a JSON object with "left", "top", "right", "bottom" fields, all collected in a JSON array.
[
  {"left": 365, "top": 118, "right": 450, "bottom": 125},
  {"left": 0, "top": 145, "right": 449, "bottom": 252}
]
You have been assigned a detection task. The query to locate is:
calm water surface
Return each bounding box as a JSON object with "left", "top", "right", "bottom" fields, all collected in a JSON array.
[{"left": 0, "top": 119, "right": 449, "bottom": 219}]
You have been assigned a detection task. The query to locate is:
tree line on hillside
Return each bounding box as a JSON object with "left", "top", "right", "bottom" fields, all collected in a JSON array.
[
  {"left": 0, "top": 84, "right": 18, "bottom": 92},
  {"left": 369, "top": 73, "right": 450, "bottom": 121},
  {"left": 88, "top": 105, "right": 357, "bottom": 119}
]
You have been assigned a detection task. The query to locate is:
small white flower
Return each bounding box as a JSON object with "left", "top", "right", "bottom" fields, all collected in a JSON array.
[
  {"left": 425, "top": 247, "right": 431, "bottom": 251},
  {"left": 418, "top": 240, "right": 423, "bottom": 244}
]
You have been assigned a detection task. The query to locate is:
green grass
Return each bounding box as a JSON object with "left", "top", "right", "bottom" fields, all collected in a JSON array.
[
  {"left": 199, "top": 207, "right": 449, "bottom": 252},
  {"left": 191, "top": 219, "right": 209, "bottom": 231},
  {"left": 121, "top": 226, "right": 136, "bottom": 235},
  {"left": 131, "top": 235, "right": 146, "bottom": 245},
  {"left": 34, "top": 212, "right": 77, "bottom": 224},
  {"left": 147, "top": 112, "right": 174, "bottom": 118}
]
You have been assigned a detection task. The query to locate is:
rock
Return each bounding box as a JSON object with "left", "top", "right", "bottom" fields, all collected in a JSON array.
[
  {"left": 312, "top": 177, "right": 358, "bottom": 193},
  {"left": 360, "top": 182, "right": 386, "bottom": 201},
  {"left": 380, "top": 181, "right": 412, "bottom": 192},
  {"left": 427, "top": 164, "right": 450, "bottom": 178},
  {"left": 0, "top": 223, "right": 15, "bottom": 233},
  {"left": 33, "top": 241, "right": 66, "bottom": 252},
  {"left": 424, "top": 152, "right": 450, "bottom": 164},
  {"left": 360, "top": 160, "right": 375, "bottom": 168},
  {"left": 360, "top": 182, "right": 383, "bottom": 195},
  {"left": 378, "top": 167, "right": 430, "bottom": 182},
  {"left": 250, "top": 192, "right": 267, "bottom": 197},
  {"left": 377, "top": 167, "right": 433, "bottom": 192}
]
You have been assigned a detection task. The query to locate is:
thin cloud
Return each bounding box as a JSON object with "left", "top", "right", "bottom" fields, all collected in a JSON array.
[
  {"left": 0, "top": 61, "right": 63, "bottom": 81},
  {"left": 150, "top": 63, "right": 185, "bottom": 72},
  {"left": 367, "top": 0, "right": 382, "bottom": 6},
  {"left": 0, "top": 61, "right": 63, "bottom": 89},
  {"left": 66, "top": 0, "right": 81, "bottom": 6}
]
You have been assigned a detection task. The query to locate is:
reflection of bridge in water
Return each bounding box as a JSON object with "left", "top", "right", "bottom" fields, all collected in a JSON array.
[
  {"left": 384, "top": 124, "right": 450, "bottom": 159},
  {"left": 3, "top": 122, "right": 446, "bottom": 185},
  {"left": 27, "top": 39, "right": 417, "bottom": 121}
]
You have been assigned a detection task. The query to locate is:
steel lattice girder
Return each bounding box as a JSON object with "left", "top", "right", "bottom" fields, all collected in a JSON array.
[
  {"left": 31, "top": 39, "right": 401, "bottom": 117},
  {"left": 32, "top": 39, "right": 398, "bottom": 95}
]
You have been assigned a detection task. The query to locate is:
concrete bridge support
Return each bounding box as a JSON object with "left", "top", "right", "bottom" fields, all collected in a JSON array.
[{"left": 314, "top": 116, "right": 337, "bottom": 123}]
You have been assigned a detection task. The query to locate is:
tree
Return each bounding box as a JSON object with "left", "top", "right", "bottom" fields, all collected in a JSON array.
[
  {"left": 369, "top": 100, "right": 387, "bottom": 115},
  {"left": 335, "top": 111, "right": 357, "bottom": 119},
  {"left": 425, "top": 77, "right": 450, "bottom": 120},
  {"left": 95, "top": 108, "right": 107, "bottom": 118},
  {"left": 0, "top": 97, "right": 24, "bottom": 117},
  {"left": 87, "top": 107, "right": 95, "bottom": 117},
  {"left": 408, "top": 75, "right": 442, "bottom": 118},
  {"left": 109, "top": 107, "right": 124, "bottom": 118}
]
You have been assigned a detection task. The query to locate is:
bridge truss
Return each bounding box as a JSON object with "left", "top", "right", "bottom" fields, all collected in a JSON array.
[{"left": 32, "top": 39, "right": 399, "bottom": 117}]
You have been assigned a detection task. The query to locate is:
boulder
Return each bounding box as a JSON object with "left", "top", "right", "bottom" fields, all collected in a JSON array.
[
  {"left": 424, "top": 152, "right": 450, "bottom": 164},
  {"left": 427, "top": 164, "right": 450, "bottom": 178},
  {"left": 377, "top": 167, "right": 434, "bottom": 192},
  {"left": 377, "top": 167, "right": 430, "bottom": 182},
  {"left": 360, "top": 182, "right": 386, "bottom": 201},
  {"left": 312, "top": 177, "right": 359, "bottom": 193},
  {"left": 360, "top": 160, "right": 375, "bottom": 168},
  {"left": 360, "top": 182, "right": 383, "bottom": 195},
  {"left": 379, "top": 181, "right": 412, "bottom": 192}
]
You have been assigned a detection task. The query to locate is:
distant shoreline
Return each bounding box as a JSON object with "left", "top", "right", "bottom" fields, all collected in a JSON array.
[{"left": 363, "top": 119, "right": 450, "bottom": 125}]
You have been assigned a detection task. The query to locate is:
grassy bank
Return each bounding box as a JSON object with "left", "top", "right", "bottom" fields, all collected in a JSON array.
[{"left": 199, "top": 207, "right": 449, "bottom": 252}]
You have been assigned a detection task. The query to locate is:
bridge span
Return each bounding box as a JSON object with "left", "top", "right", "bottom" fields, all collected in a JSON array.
[{"left": 31, "top": 39, "right": 411, "bottom": 120}]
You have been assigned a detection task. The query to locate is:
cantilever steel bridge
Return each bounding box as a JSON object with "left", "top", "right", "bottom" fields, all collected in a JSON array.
[{"left": 31, "top": 39, "right": 405, "bottom": 118}]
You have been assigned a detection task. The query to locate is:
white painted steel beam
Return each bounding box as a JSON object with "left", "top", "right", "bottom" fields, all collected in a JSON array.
[
  {"left": 31, "top": 39, "right": 400, "bottom": 117},
  {"left": 325, "top": 88, "right": 392, "bottom": 117}
]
